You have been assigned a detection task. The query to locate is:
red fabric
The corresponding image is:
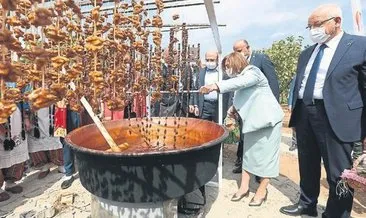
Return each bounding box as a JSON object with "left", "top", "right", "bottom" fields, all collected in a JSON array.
[{"left": 54, "top": 106, "right": 67, "bottom": 136}]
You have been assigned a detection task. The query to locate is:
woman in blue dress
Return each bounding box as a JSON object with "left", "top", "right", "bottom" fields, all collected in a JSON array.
[{"left": 200, "top": 52, "right": 283, "bottom": 206}]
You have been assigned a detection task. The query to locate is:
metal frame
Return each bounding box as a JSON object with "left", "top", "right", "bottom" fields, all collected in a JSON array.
[
  {"left": 79, "top": 0, "right": 220, "bottom": 15},
  {"left": 203, "top": 0, "right": 223, "bottom": 188},
  {"left": 48, "top": 0, "right": 225, "bottom": 188}
]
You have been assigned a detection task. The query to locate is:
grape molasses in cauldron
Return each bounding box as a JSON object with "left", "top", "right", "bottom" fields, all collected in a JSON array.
[{"left": 65, "top": 117, "right": 228, "bottom": 203}]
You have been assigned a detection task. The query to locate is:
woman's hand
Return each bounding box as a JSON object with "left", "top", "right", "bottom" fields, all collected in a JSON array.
[{"left": 199, "top": 84, "right": 218, "bottom": 94}]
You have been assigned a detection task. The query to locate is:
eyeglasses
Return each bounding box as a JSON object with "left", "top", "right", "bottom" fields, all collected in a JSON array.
[{"left": 306, "top": 17, "right": 335, "bottom": 30}]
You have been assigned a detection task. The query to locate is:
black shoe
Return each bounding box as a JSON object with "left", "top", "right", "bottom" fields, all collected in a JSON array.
[
  {"left": 232, "top": 166, "right": 242, "bottom": 174},
  {"left": 279, "top": 204, "right": 318, "bottom": 217},
  {"left": 234, "top": 158, "right": 242, "bottom": 167},
  {"left": 61, "top": 176, "right": 75, "bottom": 189},
  {"left": 289, "top": 144, "right": 297, "bottom": 151},
  {"left": 235, "top": 161, "right": 242, "bottom": 167}
]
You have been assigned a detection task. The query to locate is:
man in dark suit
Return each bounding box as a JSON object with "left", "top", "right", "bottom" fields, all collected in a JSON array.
[
  {"left": 190, "top": 51, "right": 231, "bottom": 122},
  {"left": 232, "top": 40, "right": 280, "bottom": 173},
  {"left": 280, "top": 4, "right": 366, "bottom": 218}
]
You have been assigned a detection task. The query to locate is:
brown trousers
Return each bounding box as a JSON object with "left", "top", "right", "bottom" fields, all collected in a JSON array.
[
  {"left": 30, "top": 149, "right": 63, "bottom": 168},
  {"left": 0, "top": 162, "right": 25, "bottom": 187}
]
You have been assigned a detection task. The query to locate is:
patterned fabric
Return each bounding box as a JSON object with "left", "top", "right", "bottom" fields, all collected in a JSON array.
[
  {"left": 28, "top": 107, "right": 63, "bottom": 153},
  {"left": 30, "top": 149, "right": 63, "bottom": 168},
  {"left": 0, "top": 162, "right": 25, "bottom": 187},
  {"left": 0, "top": 108, "right": 29, "bottom": 168}
]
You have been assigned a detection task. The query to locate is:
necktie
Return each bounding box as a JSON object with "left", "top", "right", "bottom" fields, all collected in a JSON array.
[{"left": 303, "top": 44, "right": 327, "bottom": 105}]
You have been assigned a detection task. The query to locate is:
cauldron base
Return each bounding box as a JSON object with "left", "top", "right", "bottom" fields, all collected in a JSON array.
[{"left": 91, "top": 195, "right": 178, "bottom": 218}]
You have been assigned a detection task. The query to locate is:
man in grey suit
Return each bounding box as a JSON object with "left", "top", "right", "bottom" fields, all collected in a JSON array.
[
  {"left": 280, "top": 4, "right": 366, "bottom": 218},
  {"left": 232, "top": 40, "right": 280, "bottom": 173}
]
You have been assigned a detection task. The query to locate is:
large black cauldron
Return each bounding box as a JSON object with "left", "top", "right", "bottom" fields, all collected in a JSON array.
[{"left": 65, "top": 117, "right": 228, "bottom": 203}]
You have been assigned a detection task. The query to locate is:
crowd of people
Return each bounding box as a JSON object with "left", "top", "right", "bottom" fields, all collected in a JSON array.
[
  {"left": 194, "top": 3, "right": 365, "bottom": 218},
  {"left": 0, "top": 3, "right": 365, "bottom": 218},
  {"left": 0, "top": 102, "right": 81, "bottom": 202}
]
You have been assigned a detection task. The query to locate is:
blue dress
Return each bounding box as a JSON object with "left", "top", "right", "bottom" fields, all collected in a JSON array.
[{"left": 216, "top": 65, "right": 283, "bottom": 178}]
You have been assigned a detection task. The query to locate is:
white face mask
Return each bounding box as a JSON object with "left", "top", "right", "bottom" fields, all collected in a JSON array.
[
  {"left": 310, "top": 27, "right": 330, "bottom": 44},
  {"left": 226, "top": 68, "right": 236, "bottom": 78},
  {"left": 206, "top": 61, "right": 217, "bottom": 70}
]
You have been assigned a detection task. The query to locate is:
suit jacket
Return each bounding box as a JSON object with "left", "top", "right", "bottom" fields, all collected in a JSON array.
[
  {"left": 217, "top": 65, "right": 284, "bottom": 133},
  {"left": 289, "top": 33, "right": 366, "bottom": 142},
  {"left": 191, "top": 67, "right": 232, "bottom": 119},
  {"left": 250, "top": 52, "right": 280, "bottom": 101}
]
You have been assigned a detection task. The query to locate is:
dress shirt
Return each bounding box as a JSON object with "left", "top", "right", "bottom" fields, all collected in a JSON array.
[
  {"left": 204, "top": 68, "right": 219, "bottom": 101},
  {"left": 299, "top": 32, "right": 344, "bottom": 99}
]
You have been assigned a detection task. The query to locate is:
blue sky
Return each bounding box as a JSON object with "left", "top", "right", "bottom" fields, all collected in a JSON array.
[{"left": 161, "top": 0, "right": 363, "bottom": 59}]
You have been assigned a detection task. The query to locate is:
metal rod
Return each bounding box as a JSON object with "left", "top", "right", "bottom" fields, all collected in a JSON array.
[
  {"left": 125, "top": 90, "right": 200, "bottom": 94},
  {"left": 73, "top": 0, "right": 195, "bottom": 7},
  {"left": 160, "top": 26, "right": 225, "bottom": 32},
  {"left": 203, "top": 0, "right": 223, "bottom": 189},
  {"left": 81, "top": 1, "right": 220, "bottom": 15},
  {"left": 157, "top": 24, "right": 226, "bottom": 28},
  {"left": 204, "top": 0, "right": 222, "bottom": 53}
]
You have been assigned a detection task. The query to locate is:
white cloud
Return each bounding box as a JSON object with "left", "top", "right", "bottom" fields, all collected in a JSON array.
[
  {"left": 270, "top": 32, "right": 288, "bottom": 39},
  {"left": 156, "top": 0, "right": 353, "bottom": 60},
  {"left": 157, "top": 0, "right": 309, "bottom": 59}
]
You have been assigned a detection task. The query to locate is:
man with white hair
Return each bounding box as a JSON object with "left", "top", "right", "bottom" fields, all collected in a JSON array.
[
  {"left": 280, "top": 4, "right": 366, "bottom": 218},
  {"left": 189, "top": 50, "right": 231, "bottom": 122}
]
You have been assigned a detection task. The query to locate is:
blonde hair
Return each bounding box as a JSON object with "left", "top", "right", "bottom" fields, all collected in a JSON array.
[{"left": 221, "top": 52, "right": 249, "bottom": 76}]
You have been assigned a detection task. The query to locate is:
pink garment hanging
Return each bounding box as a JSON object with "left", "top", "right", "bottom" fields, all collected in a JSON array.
[
  {"left": 103, "top": 103, "right": 124, "bottom": 120},
  {"left": 133, "top": 93, "right": 146, "bottom": 118}
]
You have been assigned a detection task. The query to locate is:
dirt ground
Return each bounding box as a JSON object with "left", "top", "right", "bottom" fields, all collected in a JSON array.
[{"left": 0, "top": 128, "right": 365, "bottom": 218}]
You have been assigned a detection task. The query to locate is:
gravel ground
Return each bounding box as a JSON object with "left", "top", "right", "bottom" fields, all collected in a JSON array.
[{"left": 0, "top": 131, "right": 365, "bottom": 218}]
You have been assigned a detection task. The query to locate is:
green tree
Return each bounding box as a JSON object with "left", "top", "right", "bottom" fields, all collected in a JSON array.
[{"left": 263, "top": 36, "right": 305, "bottom": 104}]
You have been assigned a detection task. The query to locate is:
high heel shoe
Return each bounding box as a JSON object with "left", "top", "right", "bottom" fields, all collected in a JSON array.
[
  {"left": 248, "top": 189, "right": 268, "bottom": 206},
  {"left": 230, "top": 189, "right": 250, "bottom": 202}
]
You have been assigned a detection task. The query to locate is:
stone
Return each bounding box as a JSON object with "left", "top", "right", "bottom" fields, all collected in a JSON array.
[
  {"left": 19, "top": 210, "right": 36, "bottom": 218},
  {"left": 60, "top": 193, "right": 74, "bottom": 205}
]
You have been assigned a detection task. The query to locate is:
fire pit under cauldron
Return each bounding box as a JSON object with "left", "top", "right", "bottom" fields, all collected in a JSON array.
[{"left": 65, "top": 117, "right": 228, "bottom": 204}]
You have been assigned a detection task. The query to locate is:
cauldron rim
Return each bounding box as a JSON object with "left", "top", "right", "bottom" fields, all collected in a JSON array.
[{"left": 65, "top": 117, "right": 229, "bottom": 157}]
